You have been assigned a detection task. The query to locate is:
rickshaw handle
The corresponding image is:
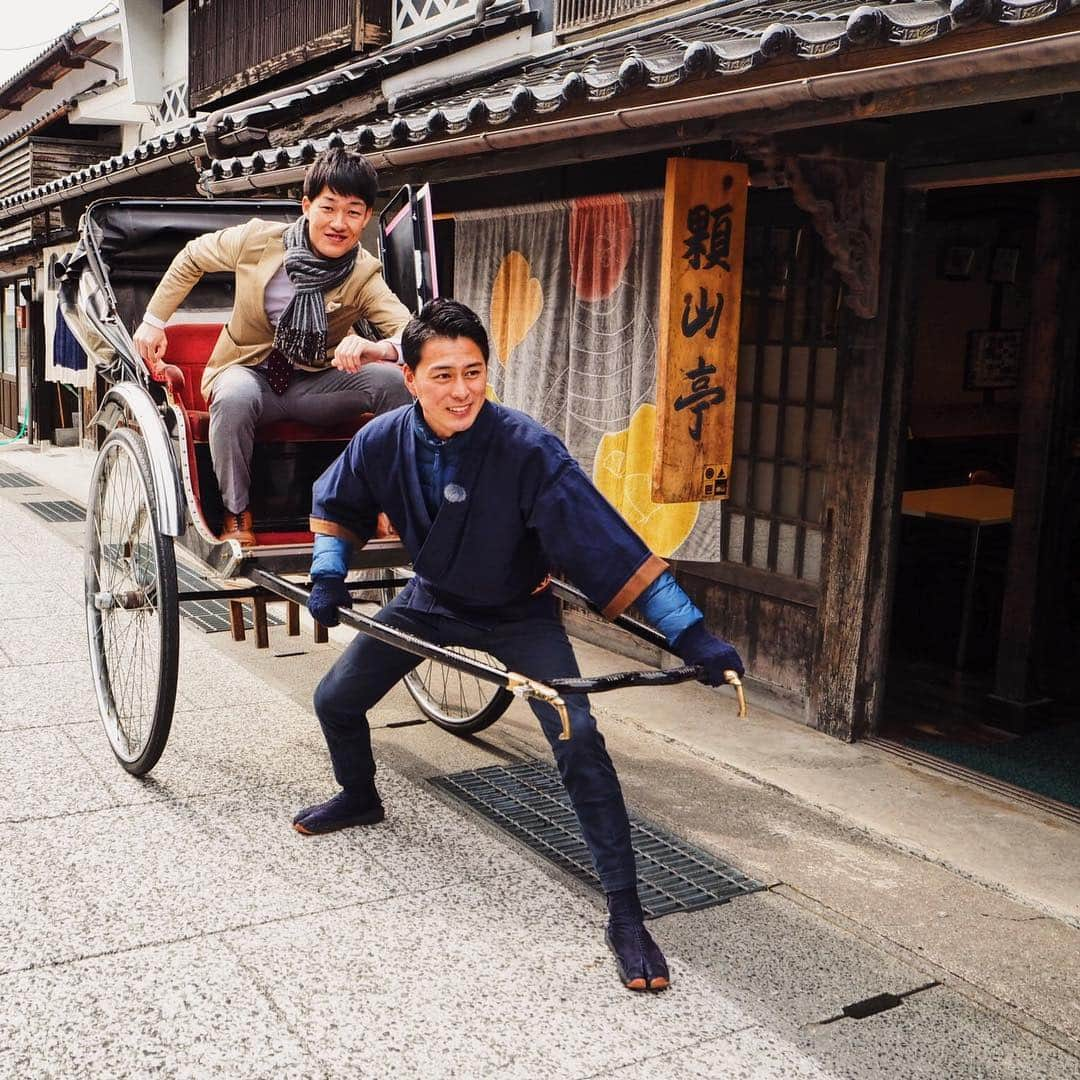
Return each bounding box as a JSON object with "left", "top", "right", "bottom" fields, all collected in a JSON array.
[
  {"left": 548, "top": 665, "right": 747, "bottom": 718},
  {"left": 547, "top": 577, "right": 748, "bottom": 716}
]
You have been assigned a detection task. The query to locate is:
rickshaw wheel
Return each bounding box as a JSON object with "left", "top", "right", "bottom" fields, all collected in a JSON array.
[
  {"left": 380, "top": 577, "right": 512, "bottom": 735},
  {"left": 85, "top": 427, "right": 179, "bottom": 775}
]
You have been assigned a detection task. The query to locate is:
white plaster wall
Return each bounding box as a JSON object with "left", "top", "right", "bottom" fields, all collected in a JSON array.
[
  {"left": 120, "top": 121, "right": 150, "bottom": 153},
  {"left": 163, "top": 2, "right": 189, "bottom": 88},
  {"left": 382, "top": 27, "right": 546, "bottom": 104},
  {"left": 119, "top": 0, "right": 164, "bottom": 106}
]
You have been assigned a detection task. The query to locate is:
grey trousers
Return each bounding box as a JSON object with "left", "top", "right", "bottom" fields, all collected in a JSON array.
[{"left": 208, "top": 362, "right": 412, "bottom": 513}]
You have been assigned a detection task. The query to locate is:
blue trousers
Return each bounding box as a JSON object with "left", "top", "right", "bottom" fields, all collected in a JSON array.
[{"left": 312, "top": 585, "right": 638, "bottom": 892}]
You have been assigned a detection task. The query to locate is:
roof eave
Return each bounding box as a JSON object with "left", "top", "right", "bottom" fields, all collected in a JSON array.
[
  {"left": 0, "top": 136, "right": 206, "bottom": 230},
  {"left": 0, "top": 8, "right": 120, "bottom": 104},
  {"left": 201, "top": 29, "right": 1080, "bottom": 194}
]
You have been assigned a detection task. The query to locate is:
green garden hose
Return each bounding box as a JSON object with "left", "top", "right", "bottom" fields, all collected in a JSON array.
[{"left": 0, "top": 394, "right": 29, "bottom": 447}]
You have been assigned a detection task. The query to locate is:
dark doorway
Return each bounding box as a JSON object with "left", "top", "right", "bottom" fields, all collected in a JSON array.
[
  {"left": 881, "top": 183, "right": 1080, "bottom": 814},
  {"left": 0, "top": 281, "right": 20, "bottom": 436}
]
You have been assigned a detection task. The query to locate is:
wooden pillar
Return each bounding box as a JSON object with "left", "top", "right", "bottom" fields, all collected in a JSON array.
[
  {"left": 29, "top": 297, "right": 48, "bottom": 445},
  {"left": 991, "top": 184, "right": 1074, "bottom": 716},
  {"left": 287, "top": 601, "right": 300, "bottom": 636},
  {"left": 853, "top": 189, "right": 927, "bottom": 737},
  {"left": 808, "top": 169, "right": 900, "bottom": 741},
  {"left": 228, "top": 600, "right": 246, "bottom": 642},
  {"left": 253, "top": 596, "right": 269, "bottom": 649}
]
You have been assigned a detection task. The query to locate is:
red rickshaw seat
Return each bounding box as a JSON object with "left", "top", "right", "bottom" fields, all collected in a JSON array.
[{"left": 154, "top": 323, "right": 372, "bottom": 442}]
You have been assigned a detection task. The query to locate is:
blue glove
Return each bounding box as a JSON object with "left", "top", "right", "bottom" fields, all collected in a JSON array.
[
  {"left": 307, "top": 578, "right": 353, "bottom": 628},
  {"left": 673, "top": 620, "right": 745, "bottom": 686}
]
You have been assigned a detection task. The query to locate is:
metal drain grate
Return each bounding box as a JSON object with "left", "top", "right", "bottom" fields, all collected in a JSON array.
[
  {"left": 22, "top": 498, "right": 85, "bottom": 523},
  {"left": 430, "top": 761, "right": 764, "bottom": 917},
  {"left": 0, "top": 471, "right": 38, "bottom": 488},
  {"left": 176, "top": 563, "right": 283, "bottom": 634}
]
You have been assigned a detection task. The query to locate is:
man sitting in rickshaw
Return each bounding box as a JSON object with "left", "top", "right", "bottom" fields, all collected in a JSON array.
[
  {"left": 300, "top": 299, "right": 745, "bottom": 993},
  {"left": 132, "top": 148, "right": 412, "bottom": 546}
]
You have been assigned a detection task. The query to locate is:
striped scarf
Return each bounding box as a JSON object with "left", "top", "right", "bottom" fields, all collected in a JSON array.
[{"left": 272, "top": 215, "right": 357, "bottom": 367}]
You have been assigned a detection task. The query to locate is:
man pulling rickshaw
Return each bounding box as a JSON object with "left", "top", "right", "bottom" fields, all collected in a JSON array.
[{"left": 298, "top": 298, "right": 745, "bottom": 992}]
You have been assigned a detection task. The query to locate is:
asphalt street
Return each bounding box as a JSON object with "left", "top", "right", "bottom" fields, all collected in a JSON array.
[{"left": 1, "top": 449, "right": 1078, "bottom": 1079}]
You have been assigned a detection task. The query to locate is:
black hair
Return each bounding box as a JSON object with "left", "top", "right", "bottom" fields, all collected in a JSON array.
[
  {"left": 303, "top": 147, "right": 378, "bottom": 207},
  {"left": 401, "top": 299, "right": 490, "bottom": 370}
]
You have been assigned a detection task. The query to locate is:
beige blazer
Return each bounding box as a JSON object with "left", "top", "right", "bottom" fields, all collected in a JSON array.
[{"left": 144, "top": 218, "right": 412, "bottom": 401}]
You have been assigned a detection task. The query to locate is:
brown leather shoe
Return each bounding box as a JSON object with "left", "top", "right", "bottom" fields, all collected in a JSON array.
[{"left": 219, "top": 509, "right": 256, "bottom": 547}]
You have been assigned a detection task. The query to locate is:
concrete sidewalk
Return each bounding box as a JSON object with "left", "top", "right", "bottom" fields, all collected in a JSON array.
[{"left": 1, "top": 439, "right": 1079, "bottom": 1078}]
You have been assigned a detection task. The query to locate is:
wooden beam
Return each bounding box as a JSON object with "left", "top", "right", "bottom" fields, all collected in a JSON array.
[
  {"left": 270, "top": 90, "right": 384, "bottom": 147},
  {"left": 991, "top": 184, "right": 1074, "bottom": 711},
  {"left": 808, "top": 167, "right": 901, "bottom": 741},
  {"left": 674, "top": 558, "right": 819, "bottom": 608},
  {"left": 906, "top": 154, "right": 1080, "bottom": 190}
]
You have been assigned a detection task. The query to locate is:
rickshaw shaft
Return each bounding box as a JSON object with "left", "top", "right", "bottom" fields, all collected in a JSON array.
[
  {"left": 175, "top": 578, "right": 408, "bottom": 604},
  {"left": 247, "top": 567, "right": 576, "bottom": 741}
]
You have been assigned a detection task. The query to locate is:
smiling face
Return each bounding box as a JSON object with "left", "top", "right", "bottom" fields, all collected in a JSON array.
[
  {"left": 404, "top": 336, "right": 488, "bottom": 439},
  {"left": 301, "top": 186, "right": 373, "bottom": 259}
]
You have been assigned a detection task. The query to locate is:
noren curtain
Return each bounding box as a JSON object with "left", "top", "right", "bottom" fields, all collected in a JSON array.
[{"left": 454, "top": 191, "right": 722, "bottom": 560}]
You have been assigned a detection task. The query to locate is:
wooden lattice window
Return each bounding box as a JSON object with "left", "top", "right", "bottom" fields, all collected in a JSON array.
[{"left": 722, "top": 212, "right": 842, "bottom": 583}]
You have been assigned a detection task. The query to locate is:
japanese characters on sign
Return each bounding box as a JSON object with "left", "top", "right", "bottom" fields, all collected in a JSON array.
[{"left": 653, "top": 159, "right": 747, "bottom": 504}]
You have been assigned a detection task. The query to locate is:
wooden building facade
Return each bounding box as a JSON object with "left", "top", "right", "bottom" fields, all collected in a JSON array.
[{"left": 199, "top": 0, "right": 1080, "bottom": 765}]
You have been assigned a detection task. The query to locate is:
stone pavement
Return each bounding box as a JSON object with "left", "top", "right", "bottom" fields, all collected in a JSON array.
[{"left": 1, "top": 443, "right": 1079, "bottom": 1079}]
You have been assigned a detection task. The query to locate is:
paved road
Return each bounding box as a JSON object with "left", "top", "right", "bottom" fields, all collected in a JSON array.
[{"left": 0, "top": 467, "right": 1077, "bottom": 1079}]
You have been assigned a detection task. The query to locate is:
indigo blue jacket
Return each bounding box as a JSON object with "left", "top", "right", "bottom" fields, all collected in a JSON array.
[{"left": 311, "top": 401, "right": 667, "bottom": 620}]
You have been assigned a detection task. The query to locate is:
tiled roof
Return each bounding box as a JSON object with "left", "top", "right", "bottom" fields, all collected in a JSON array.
[
  {"left": 206, "top": 0, "right": 1080, "bottom": 182},
  {"left": 0, "top": 103, "right": 71, "bottom": 154},
  {"left": 0, "top": 0, "right": 532, "bottom": 228},
  {"left": 0, "top": 123, "right": 205, "bottom": 223},
  {"left": 206, "top": 2, "right": 535, "bottom": 154}
]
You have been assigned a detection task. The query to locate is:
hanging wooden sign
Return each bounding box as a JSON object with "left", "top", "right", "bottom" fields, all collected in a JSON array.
[{"left": 653, "top": 158, "right": 747, "bottom": 503}]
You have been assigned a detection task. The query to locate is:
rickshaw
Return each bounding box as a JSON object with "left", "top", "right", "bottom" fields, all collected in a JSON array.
[{"left": 59, "top": 197, "right": 745, "bottom": 777}]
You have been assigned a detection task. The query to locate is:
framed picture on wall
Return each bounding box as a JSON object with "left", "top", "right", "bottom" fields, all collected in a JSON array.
[
  {"left": 989, "top": 246, "right": 1020, "bottom": 284},
  {"left": 965, "top": 329, "right": 1022, "bottom": 390},
  {"left": 940, "top": 244, "right": 977, "bottom": 281}
]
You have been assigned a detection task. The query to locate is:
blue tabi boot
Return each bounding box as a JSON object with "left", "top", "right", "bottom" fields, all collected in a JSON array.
[
  {"left": 605, "top": 887, "right": 670, "bottom": 992},
  {"left": 292, "top": 788, "right": 385, "bottom": 835}
]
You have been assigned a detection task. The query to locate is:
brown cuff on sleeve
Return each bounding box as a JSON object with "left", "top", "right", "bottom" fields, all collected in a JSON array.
[
  {"left": 601, "top": 554, "right": 668, "bottom": 620},
  {"left": 309, "top": 517, "right": 365, "bottom": 546}
]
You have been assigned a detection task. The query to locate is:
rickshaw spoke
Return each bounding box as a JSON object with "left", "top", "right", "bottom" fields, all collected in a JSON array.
[{"left": 379, "top": 573, "right": 511, "bottom": 734}]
